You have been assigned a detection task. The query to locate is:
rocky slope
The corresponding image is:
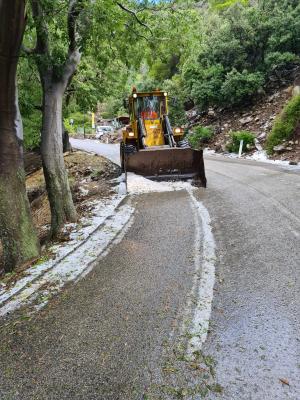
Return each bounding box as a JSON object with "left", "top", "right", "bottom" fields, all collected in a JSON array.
[{"left": 188, "top": 86, "right": 300, "bottom": 164}]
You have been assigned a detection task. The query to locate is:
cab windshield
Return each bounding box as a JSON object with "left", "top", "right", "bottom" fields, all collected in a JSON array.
[{"left": 135, "top": 95, "right": 166, "bottom": 120}]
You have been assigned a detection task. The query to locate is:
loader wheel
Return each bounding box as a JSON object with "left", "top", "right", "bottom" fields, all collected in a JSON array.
[
  {"left": 121, "top": 142, "right": 137, "bottom": 172},
  {"left": 177, "top": 139, "right": 190, "bottom": 148}
]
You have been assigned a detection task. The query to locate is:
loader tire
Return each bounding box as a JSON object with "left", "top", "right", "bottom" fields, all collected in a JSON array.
[{"left": 177, "top": 139, "right": 190, "bottom": 149}]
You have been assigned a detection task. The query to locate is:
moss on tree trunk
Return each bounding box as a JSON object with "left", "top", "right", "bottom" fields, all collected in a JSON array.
[
  {"left": 0, "top": 0, "right": 40, "bottom": 272},
  {"left": 0, "top": 170, "right": 40, "bottom": 272}
]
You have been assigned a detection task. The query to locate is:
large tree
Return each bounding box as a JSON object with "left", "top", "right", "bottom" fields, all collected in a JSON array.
[
  {"left": 24, "top": 0, "right": 154, "bottom": 236},
  {"left": 0, "top": 0, "right": 40, "bottom": 272},
  {"left": 27, "top": 0, "right": 83, "bottom": 237}
]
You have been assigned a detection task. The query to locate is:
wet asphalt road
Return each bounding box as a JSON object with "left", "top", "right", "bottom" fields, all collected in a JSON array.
[
  {"left": 0, "top": 191, "right": 199, "bottom": 399},
  {"left": 0, "top": 145, "right": 300, "bottom": 399},
  {"left": 201, "top": 157, "right": 300, "bottom": 399},
  {"left": 70, "top": 138, "right": 120, "bottom": 165}
]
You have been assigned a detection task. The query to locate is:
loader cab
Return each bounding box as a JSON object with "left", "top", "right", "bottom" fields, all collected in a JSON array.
[
  {"left": 133, "top": 93, "right": 167, "bottom": 121},
  {"left": 123, "top": 88, "right": 185, "bottom": 149},
  {"left": 125, "top": 90, "right": 170, "bottom": 148}
]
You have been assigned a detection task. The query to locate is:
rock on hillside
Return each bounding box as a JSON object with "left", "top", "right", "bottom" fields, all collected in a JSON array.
[{"left": 188, "top": 86, "right": 300, "bottom": 163}]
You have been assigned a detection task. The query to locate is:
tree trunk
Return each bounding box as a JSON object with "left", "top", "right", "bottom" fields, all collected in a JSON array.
[
  {"left": 63, "top": 124, "right": 72, "bottom": 153},
  {"left": 41, "top": 81, "right": 77, "bottom": 237},
  {"left": 0, "top": 0, "right": 40, "bottom": 272},
  {"left": 30, "top": 0, "right": 81, "bottom": 237}
]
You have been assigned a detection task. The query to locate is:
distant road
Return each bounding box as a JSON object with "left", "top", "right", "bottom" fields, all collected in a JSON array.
[{"left": 70, "top": 138, "right": 120, "bottom": 165}]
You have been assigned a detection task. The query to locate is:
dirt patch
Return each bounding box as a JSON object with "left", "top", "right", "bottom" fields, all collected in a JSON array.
[
  {"left": 0, "top": 150, "right": 121, "bottom": 277},
  {"left": 24, "top": 151, "right": 42, "bottom": 176}
]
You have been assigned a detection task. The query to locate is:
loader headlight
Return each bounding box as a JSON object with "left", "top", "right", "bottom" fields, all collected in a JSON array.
[
  {"left": 164, "top": 92, "right": 168, "bottom": 97},
  {"left": 133, "top": 93, "right": 138, "bottom": 98},
  {"left": 174, "top": 128, "right": 182, "bottom": 134},
  {"left": 128, "top": 132, "right": 135, "bottom": 137}
]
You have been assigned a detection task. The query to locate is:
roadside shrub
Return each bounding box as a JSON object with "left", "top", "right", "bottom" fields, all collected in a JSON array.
[
  {"left": 183, "top": 64, "right": 225, "bottom": 110},
  {"left": 227, "top": 131, "right": 255, "bottom": 153},
  {"left": 265, "top": 95, "right": 300, "bottom": 154},
  {"left": 188, "top": 126, "right": 214, "bottom": 149},
  {"left": 221, "top": 70, "right": 265, "bottom": 106}
]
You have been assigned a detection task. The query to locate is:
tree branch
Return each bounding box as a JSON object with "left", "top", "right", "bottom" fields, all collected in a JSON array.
[
  {"left": 124, "top": 23, "right": 151, "bottom": 42},
  {"left": 136, "top": 3, "right": 176, "bottom": 14},
  {"left": 30, "top": 0, "right": 49, "bottom": 55},
  {"left": 116, "top": 2, "right": 153, "bottom": 35},
  {"left": 68, "top": 0, "right": 83, "bottom": 53},
  {"left": 62, "top": 0, "right": 85, "bottom": 87}
]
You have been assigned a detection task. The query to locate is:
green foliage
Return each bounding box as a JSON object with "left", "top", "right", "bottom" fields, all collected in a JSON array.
[
  {"left": 221, "top": 69, "right": 265, "bottom": 105},
  {"left": 188, "top": 126, "right": 214, "bottom": 149},
  {"left": 265, "top": 95, "right": 300, "bottom": 154},
  {"left": 227, "top": 131, "right": 255, "bottom": 153},
  {"left": 101, "top": 96, "right": 127, "bottom": 120},
  {"left": 265, "top": 52, "right": 299, "bottom": 71},
  {"left": 18, "top": 58, "right": 42, "bottom": 150},
  {"left": 184, "top": 64, "right": 225, "bottom": 109},
  {"left": 21, "top": 0, "right": 155, "bottom": 143},
  {"left": 64, "top": 112, "right": 92, "bottom": 135},
  {"left": 17, "top": 0, "right": 300, "bottom": 152},
  {"left": 179, "top": 1, "right": 300, "bottom": 110},
  {"left": 164, "top": 76, "right": 188, "bottom": 126},
  {"left": 23, "top": 112, "right": 41, "bottom": 150},
  {"left": 210, "top": 0, "right": 249, "bottom": 10}
]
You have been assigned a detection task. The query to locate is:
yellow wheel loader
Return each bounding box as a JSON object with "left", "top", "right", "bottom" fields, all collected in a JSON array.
[{"left": 120, "top": 88, "right": 206, "bottom": 187}]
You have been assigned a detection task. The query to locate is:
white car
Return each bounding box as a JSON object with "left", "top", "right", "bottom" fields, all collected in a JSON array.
[{"left": 96, "top": 125, "right": 114, "bottom": 139}]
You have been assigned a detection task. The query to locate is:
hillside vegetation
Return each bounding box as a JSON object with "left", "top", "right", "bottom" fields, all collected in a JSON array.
[
  {"left": 266, "top": 95, "right": 300, "bottom": 154},
  {"left": 21, "top": 0, "right": 300, "bottom": 153}
]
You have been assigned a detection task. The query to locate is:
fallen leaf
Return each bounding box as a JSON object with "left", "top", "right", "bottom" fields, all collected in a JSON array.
[{"left": 279, "top": 378, "right": 290, "bottom": 386}]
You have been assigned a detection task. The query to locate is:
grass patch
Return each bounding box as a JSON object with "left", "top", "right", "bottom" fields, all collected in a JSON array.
[
  {"left": 265, "top": 95, "right": 300, "bottom": 154},
  {"left": 226, "top": 131, "right": 255, "bottom": 153}
]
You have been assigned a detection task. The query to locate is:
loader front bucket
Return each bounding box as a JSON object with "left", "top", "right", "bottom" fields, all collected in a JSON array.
[{"left": 125, "top": 147, "right": 207, "bottom": 187}]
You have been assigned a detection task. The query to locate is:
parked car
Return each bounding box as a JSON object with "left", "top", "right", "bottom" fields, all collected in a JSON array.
[{"left": 96, "top": 125, "right": 114, "bottom": 139}]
